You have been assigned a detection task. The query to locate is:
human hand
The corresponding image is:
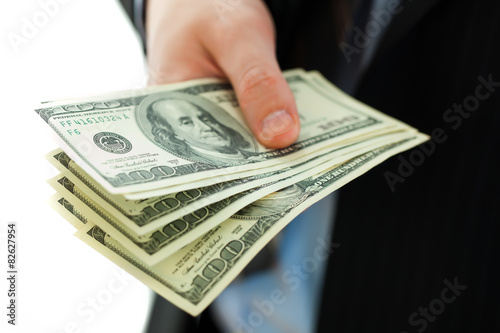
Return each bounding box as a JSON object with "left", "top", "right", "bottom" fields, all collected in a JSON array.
[{"left": 146, "top": 0, "right": 300, "bottom": 149}]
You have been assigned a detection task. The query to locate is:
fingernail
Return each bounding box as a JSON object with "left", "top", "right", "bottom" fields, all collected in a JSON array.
[{"left": 261, "top": 110, "right": 295, "bottom": 140}]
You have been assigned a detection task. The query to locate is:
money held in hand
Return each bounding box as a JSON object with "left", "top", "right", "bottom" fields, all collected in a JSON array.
[
  {"left": 40, "top": 69, "right": 429, "bottom": 315},
  {"left": 37, "top": 69, "right": 415, "bottom": 198}
]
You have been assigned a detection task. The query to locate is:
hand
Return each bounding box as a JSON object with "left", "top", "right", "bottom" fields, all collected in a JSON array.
[{"left": 145, "top": 0, "right": 300, "bottom": 149}]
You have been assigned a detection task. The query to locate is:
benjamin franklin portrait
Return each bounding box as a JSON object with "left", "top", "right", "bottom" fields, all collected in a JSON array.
[{"left": 136, "top": 91, "right": 259, "bottom": 166}]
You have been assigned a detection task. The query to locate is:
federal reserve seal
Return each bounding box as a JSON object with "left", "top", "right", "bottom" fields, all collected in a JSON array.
[{"left": 93, "top": 132, "right": 132, "bottom": 154}]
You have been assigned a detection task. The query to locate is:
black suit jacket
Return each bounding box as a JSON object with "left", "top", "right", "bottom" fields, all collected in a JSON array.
[
  {"left": 281, "top": 1, "right": 500, "bottom": 332},
  {"left": 121, "top": 1, "right": 500, "bottom": 332}
]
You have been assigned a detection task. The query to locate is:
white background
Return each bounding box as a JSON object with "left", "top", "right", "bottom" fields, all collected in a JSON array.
[{"left": 0, "top": 0, "right": 154, "bottom": 332}]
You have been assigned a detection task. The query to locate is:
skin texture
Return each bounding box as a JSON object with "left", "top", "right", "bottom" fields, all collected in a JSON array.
[{"left": 146, "top": 0, "right": 300, "bottom": 149}]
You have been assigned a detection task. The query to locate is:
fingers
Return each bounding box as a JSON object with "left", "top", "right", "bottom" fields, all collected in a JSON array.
[
  {"left": 227, "top": 59, "right": 300, "bottom": 149},
  {"left": 235, "top": 65, "right": 300, "bottom": 149},
  {"left": 147, "top": 48, "right": 223, "bottom": 86},
  {"left": 205, "top": 10, "right": 300, "bottom": 148},
  {"left": 145, "top": 0, "right": 300, "bottom": 148},
  {"left": 145, "top": 1, "right": 224, "bottom": 85}
]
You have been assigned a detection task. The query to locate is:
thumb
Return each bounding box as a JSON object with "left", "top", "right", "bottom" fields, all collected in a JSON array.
[
  {"left": 205, "top": 15, "right": 300, "bottom": 149},
  {"left": 231, "top": 65, "right": 301, "bottom": 149}
]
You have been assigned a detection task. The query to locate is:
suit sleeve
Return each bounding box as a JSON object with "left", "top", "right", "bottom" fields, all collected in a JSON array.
[{"left": 119, "top": 0, "right": 146, "bottom": 51}]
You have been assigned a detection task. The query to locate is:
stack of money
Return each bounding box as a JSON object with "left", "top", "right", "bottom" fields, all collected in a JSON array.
[{"left": 37, "top": 69, "right": 428, "bottom": 316}]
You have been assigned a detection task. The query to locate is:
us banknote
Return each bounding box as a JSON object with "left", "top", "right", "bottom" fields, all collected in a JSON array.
[
  {"left": 51, "top": 135, "right": 427, "bottom": 316},
  {"left": 36, "top": 70, "right": 413, "bottom": 198},
  {"left": 49, "top": 131, "right": 414, "bottom": 264},
  {"left": 45, "top": 128, "right": 408, "bottom": 234}
]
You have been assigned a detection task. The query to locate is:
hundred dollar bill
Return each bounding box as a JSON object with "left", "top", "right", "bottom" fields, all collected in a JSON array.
[
  {"left": 48, "top": 131, "right": 412, "bottom": 265},
  {"left": 36, "top": 70, "right": 413, "bottom": 198},
  {"left": 45, "top": 130, "right": 406, "bottom": 237},
  {"left": 45, "top": 148, "right": 316, "bottom": 234},
  {"left": 44, "top": 132, "right": 381, "bottom": 235},
  {"left": 60, "top": 134, "right": 428, "bottom": 316},
  {"left": 122, "top": 127, "right": 402, "bottom": 200}
]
